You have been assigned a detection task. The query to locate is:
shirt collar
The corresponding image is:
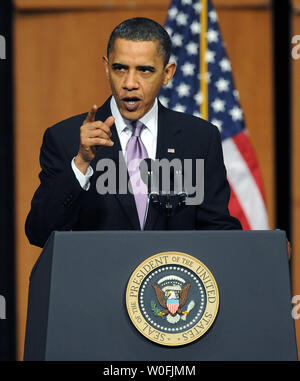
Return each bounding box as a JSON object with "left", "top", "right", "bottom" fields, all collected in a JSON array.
[{"left": 110, "top": 96, "right": 158, "bottom": 135}]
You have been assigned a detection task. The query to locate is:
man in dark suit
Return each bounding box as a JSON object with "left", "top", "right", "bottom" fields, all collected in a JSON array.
[{"left": 25, "top": 17, "right": 241, "bottom": 248}]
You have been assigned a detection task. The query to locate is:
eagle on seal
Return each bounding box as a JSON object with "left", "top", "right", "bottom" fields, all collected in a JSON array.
[{"left": 152, "top": 283, "right": 191, "bottom": 317}]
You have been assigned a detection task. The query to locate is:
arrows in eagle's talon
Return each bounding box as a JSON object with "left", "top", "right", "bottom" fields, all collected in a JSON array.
[{"left": 181, "top": 300, "right": 195, "bottom": 321}]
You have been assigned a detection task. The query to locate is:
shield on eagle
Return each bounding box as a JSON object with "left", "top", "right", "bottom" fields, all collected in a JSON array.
[{"left": 167, "top": 299, "right": 180, "bottom": 315}]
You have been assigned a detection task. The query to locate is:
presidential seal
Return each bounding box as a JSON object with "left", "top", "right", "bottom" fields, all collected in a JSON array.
[{"left": 126, "top": 251, "right": 219, "bottom": 346}]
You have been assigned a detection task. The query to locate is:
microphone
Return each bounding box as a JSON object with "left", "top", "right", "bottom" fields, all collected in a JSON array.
[
  {"left": 139, "top": 158, "right": 150, "bottom": 185},
  {"left": 139, "top": 158, "right": 159, "bottom": 196},
  {"left": 139, "top": 159, "right": 188, "bottom": 217},
  {"left": 139, "top": 159, "right": 159, "bottom": 225}
]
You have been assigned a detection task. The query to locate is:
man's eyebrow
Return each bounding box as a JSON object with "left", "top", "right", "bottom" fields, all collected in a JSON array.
[
  {"left": 111, "top": 63, "right": 128, "bottom": 69},
  {"left": 111, "top": 63, "right": 156, "bottom": 72},
  {"left": 137, "top": 65, "right": 156, "bottom": 72}
]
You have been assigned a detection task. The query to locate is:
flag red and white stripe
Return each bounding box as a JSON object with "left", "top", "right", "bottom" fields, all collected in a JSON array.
[{"left": 223, "top": 132, "right": 269, "bottom": 229}]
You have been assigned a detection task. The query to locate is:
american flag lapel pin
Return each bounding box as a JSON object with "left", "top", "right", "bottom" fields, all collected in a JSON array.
[{"left": 168, "top": 148, "right": 175, "bottom": 153}]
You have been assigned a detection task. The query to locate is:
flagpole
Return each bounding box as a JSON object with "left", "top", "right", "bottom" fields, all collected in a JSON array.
[{"left": 200, "top": 0, "right": 208, "bottom": 120}]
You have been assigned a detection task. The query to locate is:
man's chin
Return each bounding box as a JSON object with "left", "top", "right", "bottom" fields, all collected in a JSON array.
[{"left": 120, "top": 108, "right": 145, "bottom": 121}]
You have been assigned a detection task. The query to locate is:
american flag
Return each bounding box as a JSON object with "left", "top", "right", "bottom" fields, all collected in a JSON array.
[{"left": 159, "top": 0, "right": 269, "bottom": 229}]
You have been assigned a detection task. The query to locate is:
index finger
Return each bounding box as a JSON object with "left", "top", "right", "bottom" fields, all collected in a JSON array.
[
  {"left": 103, "top": 115, "right": 115, "bottom": 129},
  {"left": 84, "top": 104, "right": 98, "bottom": 123},
  {"left": 98, "top": 116, "right": 115, "bottom": 136}
]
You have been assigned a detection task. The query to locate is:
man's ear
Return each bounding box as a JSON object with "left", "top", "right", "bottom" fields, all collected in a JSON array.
[
  {"left": 162, "top": 62, "right": 176, "bottom": 86},
  {"left": 102, "top": 56, "right": 110, "bottom": 80}
]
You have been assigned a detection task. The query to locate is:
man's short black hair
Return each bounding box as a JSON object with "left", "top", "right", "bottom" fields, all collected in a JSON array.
[{"left": 107, "top": 17, "right": 172, "bottom": 66}]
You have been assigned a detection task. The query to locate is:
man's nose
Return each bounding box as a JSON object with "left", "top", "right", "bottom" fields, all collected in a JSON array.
[{"left": 123, "top": 70, "right": 139, "bottom": 90}]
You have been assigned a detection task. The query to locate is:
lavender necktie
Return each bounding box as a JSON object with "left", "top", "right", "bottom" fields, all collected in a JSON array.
[{"left": 126, "top": 120, "right": 148, "bottom": 229}]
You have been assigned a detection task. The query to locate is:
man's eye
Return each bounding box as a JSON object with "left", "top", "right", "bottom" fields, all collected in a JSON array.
[
  {"left": 140, "top": 68, "right": 154, "bottom": 74},
  {"left": 112, "top": 65, "right": 126, "bottom": 71}
]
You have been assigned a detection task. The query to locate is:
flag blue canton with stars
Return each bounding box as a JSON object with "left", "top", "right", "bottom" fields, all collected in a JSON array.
[{"left": 159, "top": 0, "right": 245, "bottom": 142}]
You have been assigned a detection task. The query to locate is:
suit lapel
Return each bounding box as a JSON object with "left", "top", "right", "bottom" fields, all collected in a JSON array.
[
  {"left": 144, "top": 103, "right": 182, "bottom": 230},
  {"left": 155, "top": 106, "right": 182, "bottom": 161}
]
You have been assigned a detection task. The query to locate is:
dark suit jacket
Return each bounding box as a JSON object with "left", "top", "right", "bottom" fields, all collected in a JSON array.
[{"left": 25, "top": 97, "right": 242, "bottom": 247}]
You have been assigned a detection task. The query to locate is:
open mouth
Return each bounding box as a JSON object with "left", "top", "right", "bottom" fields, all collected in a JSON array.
[{"left": 122, "top": 97, "right": 141, "bottom": 112}]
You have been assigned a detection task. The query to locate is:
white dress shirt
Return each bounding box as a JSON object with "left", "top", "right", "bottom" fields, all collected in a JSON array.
[{"left": 71, "top": 96, "right": 158, "bottom": 190}]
